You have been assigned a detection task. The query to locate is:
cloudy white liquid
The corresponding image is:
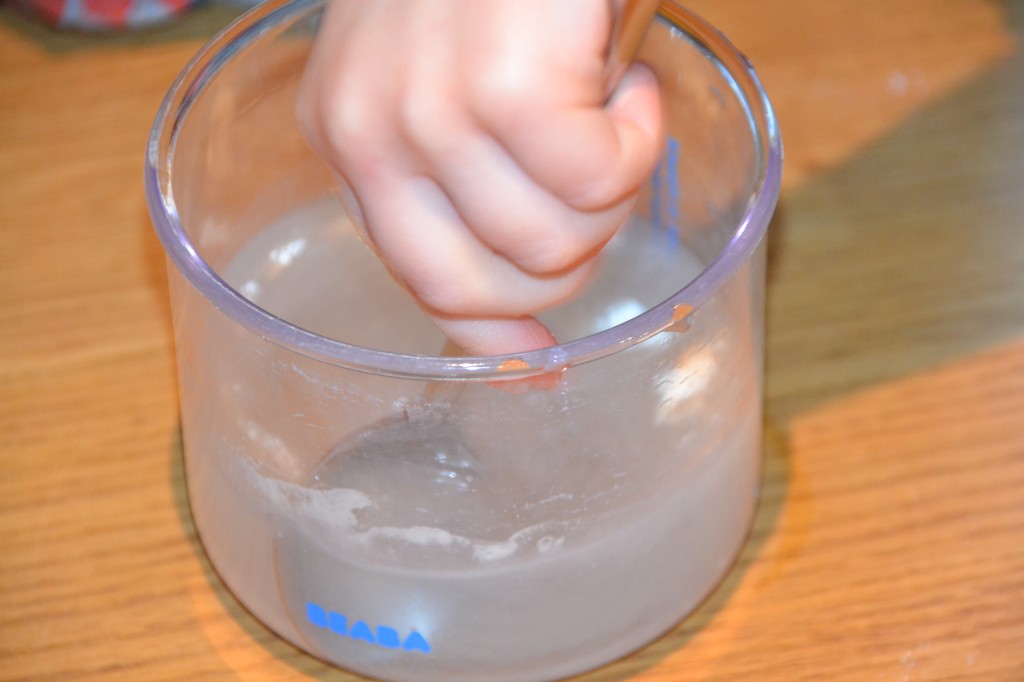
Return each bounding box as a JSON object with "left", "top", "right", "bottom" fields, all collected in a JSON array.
[{"left": 183, "top": 201, "right": 761, "bottom": 682}]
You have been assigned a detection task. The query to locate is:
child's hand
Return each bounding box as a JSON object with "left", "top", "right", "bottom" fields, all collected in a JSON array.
[{"left": 298, "top": 0, "right": 662, "bottom": 356}]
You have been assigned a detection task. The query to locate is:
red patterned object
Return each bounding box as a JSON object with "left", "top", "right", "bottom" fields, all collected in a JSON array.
[{"left": 18, "top": 0, "right": 199, "bottom": 30}]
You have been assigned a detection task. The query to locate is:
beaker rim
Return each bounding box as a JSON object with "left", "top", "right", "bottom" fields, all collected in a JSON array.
[{"left": 145, "top": 0, "right": 782, "bottom": 381}]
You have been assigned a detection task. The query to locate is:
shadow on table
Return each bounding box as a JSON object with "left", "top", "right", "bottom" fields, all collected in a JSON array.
[{"left": 763, "top": 0, "right": 1024, "bottom": 423}]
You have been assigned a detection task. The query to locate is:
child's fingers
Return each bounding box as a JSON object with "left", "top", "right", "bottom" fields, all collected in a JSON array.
[
  {"left": 474, "top": 63, "right": 663, "bottom": 212},
  {"left": 407, "top": 120, "right": 633, "bottom": 276},
  {"left": 352, "top": 170, "right": 597, "bottom": 320},
  {"left": 432, "top": 315, "right": 558, "bottom": 358}
]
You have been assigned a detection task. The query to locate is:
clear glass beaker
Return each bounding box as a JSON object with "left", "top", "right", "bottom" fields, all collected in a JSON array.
[{"left": 145, "top": 2, "right": 781, "bottom": 680}]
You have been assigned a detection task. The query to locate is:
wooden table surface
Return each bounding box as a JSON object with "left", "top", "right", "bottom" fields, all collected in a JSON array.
[{"left": 3, "top": 1, "right": 1023, "bottom": 680}]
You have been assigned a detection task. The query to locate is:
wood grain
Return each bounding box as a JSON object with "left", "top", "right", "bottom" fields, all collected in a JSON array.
[{"left": 2, "top": 1, "right": 1024, "bottom": 680}]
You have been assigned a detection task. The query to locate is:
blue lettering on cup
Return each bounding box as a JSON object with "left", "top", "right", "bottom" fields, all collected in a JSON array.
[
  {"left": 328, "top": 611, "right": 348, "bottom": 635},
  {"left": 649, "top": 136, "right": 682, "bottom": 247},
  {"left": 349, "top": 620, "right": 376, "bottom": 644},
  {"left": 306, "top": 602, "right": 328, "bottom": 628},
  {"left": 305, "top": 601, "right": 431, "bottom": 654},
  {"left": 376, "top": 626, "right": 401, "bottom": 649},
  {"left": 402, "top": 631, "right": 431, "bottom": 653}
]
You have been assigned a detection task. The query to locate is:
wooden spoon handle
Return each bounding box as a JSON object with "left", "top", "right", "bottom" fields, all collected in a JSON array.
[{"left": 604, "top": 0, "right": 660, "bottom": 99}]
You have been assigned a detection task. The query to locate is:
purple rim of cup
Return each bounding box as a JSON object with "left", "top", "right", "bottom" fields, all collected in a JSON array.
[{"left": 144, "top": 0, "right": 782, "bottom": 381}]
